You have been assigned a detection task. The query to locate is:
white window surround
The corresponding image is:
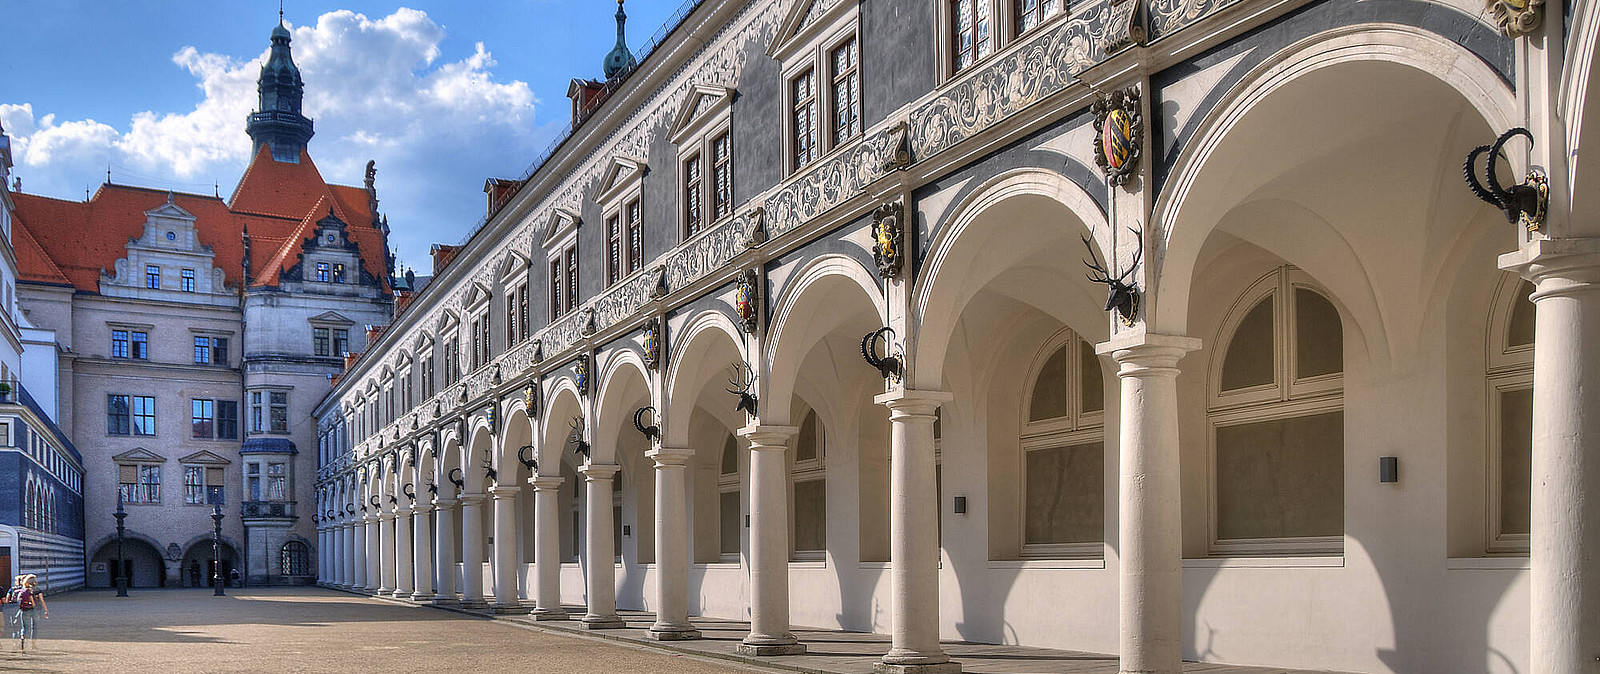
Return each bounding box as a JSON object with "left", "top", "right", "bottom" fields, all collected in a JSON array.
[
  {"left": 669, "top": 86, "right": 735, "bottom": 242},
  {"left": 770, "top": 0, "right": 861, "bottom": 175},
  {"left": 542, "top": 209, "right": 581, "bottom": 318},
  {"left": 1205, "top": 266, "right": 1346, "bottom": 558},
  {"left": 790, "top": 406, "right": 826, "bottom": 562},
  {"left": 1018, "top": 327, "right": 1106, "bottom": 560},
  {"left": 1484, "top": 274, "right": 1535, "bottom": 556},
  {"left": 934, "top": 0, "right": 1069, "bottom": 82},
  {"left": 592, "top": 156, "right": 649, "bottom": 283}
]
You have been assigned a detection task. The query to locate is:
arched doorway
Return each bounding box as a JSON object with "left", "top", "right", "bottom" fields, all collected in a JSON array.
[
  {"left": 88, "top": 536, "right": 167, "bottom": 588},
  {"left": 180, "top": 539, "right": 241, "bottom": 588}
]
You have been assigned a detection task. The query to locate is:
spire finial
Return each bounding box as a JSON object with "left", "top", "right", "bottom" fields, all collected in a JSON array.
[
  {"left": 602, "top": 0, "right": 638, "bottom": 80},
  {"left": 279, "top": 0, "right": 285, "bottom": 25}
]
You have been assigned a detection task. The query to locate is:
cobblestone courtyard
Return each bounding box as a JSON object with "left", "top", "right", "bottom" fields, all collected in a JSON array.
[{"left": 0, "top": 588, "right": 756, "bottom": 674}]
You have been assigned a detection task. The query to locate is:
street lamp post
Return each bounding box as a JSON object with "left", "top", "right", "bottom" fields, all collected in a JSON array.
[
  {"left": 114, "top": 497, "right": 128, "bottom": 597},
  {"left": 212, "top": 504, "right": 225, "bottom": 596}
]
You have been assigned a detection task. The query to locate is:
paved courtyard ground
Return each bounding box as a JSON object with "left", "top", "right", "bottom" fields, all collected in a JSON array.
[{"left": 0, "top": 588, "right": 758, "bottom": 674}]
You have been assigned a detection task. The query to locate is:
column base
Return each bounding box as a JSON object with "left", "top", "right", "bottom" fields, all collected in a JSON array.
[
  {"left": 873, "top": 663, "right": 961, "bottom": 674},
  {"left": 410, "top": 592, "right": 436, "bottom": 602},
  {"left": 428, "top": 597, "right": 459, "bottom": 606},
  {"left": 737, "top": 643, "right": 807, "bottom": 656},
  {"left": 581, "top": 616, "right": 627, "bottom": 629},
  {"left": 648, "top": 626, "right": 702, "bottom": 641},
  {"left": 458, "top": 599, "right": 490, "bottom": 609},
  {"left": 492, "top": 602, "right": 531, "bottom": 614},
  {"left": 530, "top": 608, "right": 569, "bottom": 621}
]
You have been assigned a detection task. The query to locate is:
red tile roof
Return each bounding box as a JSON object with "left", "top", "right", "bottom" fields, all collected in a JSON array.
[{"left": 10, "top": 145, "right": 390, "bottom": 294}]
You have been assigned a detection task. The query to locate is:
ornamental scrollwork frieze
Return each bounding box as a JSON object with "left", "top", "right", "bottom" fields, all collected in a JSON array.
[{"left": 665, "top": 217, "right": 745, "bottom": 292}]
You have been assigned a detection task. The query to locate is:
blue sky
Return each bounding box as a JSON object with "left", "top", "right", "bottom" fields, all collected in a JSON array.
[{"left": 0, "top": 0, "right": 681, "bottom": 272}]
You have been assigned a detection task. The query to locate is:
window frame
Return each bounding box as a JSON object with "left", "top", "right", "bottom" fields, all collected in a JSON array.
[
  {"left": 1205, "top": 267, "right": 1346, "bottom": 557},
  {"left": 1017, "top": 328, "right": 1107, "bottom": 559},
  {"left": 145, "top": 264, "right": 161, "bottom": 289},
  {"left": 180, "top": 268, "right": 197, "bottom": 293},
  {"left": 1484, "top": 275, "right": 1536, "bottom": 555},
  {"left": 778, "top": 25, "right": 860, "bottom": 176},
  {"left": 669, "top": 87, "right": 734, "bottom": 241}
]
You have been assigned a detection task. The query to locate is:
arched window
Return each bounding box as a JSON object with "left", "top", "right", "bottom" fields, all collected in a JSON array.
[
  {"left": 281, "top": 540, "right": 311, "bottom": 576},
  {"left": 719, "top": 433, "right": 741, "bottom": 561},
  {"left": 1020, "top": 329, "right": 1105, "bottom": 558},
  {"left": 791, "top": 408, "right": 826, "bottom": 561},
  {"left": 1486, "top": 276, "right": 1535, "bottom": 554},
  {"left": 1208, "top": 267, "right": 1344, "bottom": 556}
]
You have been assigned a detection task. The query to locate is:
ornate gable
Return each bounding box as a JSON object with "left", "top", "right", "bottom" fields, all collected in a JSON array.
[
  {"left": 591, "top": 157, "right": 648, "bottom": 204},
  {"left": 668, "top": 85, "right": 737, "bottom": 144},
  {"left": 768, "top": 0, "right": 852, "bottom": 60},
  {"left": 542, "top": 208, "right": 582, "bottom": 248}
]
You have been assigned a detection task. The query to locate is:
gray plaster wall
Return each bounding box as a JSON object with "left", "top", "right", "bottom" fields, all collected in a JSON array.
[{"left": 861, "top": 0, "right": 937, "bottom": 127}]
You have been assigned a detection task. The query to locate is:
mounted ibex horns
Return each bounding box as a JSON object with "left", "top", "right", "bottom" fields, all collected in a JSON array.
[
  {"left": 345, "top": 503, "right": 356, "bottom": 514},
  {"left": 402, "top": 484, "right": 416, "bottom": 502},
  {"left": 569, "top": 417, "right": 592, "bottom": 461},
  {"left": 517, "top": 445, "right": 538, "bottom": 472},
  {"left": 448, "top": 467, "right": 465, "bottom": 489},
  {"left": 634, "top": 406, "right": 660, "bottom": 441},
  {"left": 1464, "top": 127, "right": 1548, "bottom": 231},
  {"left": 861, "top": 327, "right": 903, "bottom": 382},
  {"left": 726, "top": 363, "right": 758, "bottom": 417},
  {"left": 1083, "top": 227, "right": 1143, "bottom": 327}
]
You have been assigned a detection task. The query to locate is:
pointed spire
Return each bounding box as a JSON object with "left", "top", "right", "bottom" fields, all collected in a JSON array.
[
  {"left": 602, "top": 0, "right": 638, "bottom": 80},
  {"left": 247, "top": 18, "right": 315, "bottom": 161}
]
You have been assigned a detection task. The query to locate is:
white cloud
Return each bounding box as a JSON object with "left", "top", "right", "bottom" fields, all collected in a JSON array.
[{"left": 1, "top": 7, "right": 546, "bottom": 264}]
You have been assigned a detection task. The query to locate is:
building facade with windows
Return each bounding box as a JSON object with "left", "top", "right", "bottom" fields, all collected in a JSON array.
[
  {"left": 10, "top": 23, "right": 393, "bottom": 588},
  {"left": 315, "top": 0, "right": 1594, "bottom": 673},
  {"left": 0, "top": 122, "right": 83, "bottom": 594}
]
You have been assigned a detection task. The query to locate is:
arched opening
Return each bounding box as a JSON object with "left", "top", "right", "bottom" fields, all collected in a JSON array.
[
  {"left": 281, "top": 540, "right": 311, "bottom": 576},
  {"left": 88, "top": 536, "right": 166, "bottom": 588},
  {"left": 593, "top": 353, "right": 654, "bottom": 607},
  {"left": 180, "top": 539, "right": 240, "bottom": 588}
]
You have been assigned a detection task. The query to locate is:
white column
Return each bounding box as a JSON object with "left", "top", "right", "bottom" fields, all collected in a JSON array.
[
  {"left": 412, "top": 501, "right": 436, "bottom": 601},
  {"left": 490, "top": 484, "right": 524, "bottom": 611},
  {"left": 317, "top": 527, "right": 326, "bottom": 584},
  {"left": 530, "top": 476, "right": 569, "bottom": 619},
  {"left": 342, "top": 521, "right": 355, "bottom": 588},
  {"left": 379, "top": 510, "right": 397, "bottom": 595},
  {"left": 394, "top": 505, "right": 415, "bottom": 598},
  {"left": 1502, "top": 243, "right": 1600, "bottom": 674},
  {"left": 579, "top": 463, "right": 624, "bottom": 629},
  {"left": 738, "top": 425, "right": 805, "bottom": 655},
  {"left": 459, "top": 492, "right": 488, "bottom": 607},
  {"left": 355, "top": 516, "right": 370, "bottom": 590},
  {"left": 365, "top": 513, "right": 381, "bottom": 592},
  {"left": 875, "top": 390, "right": 958, "bottom": 673},
  {"left": 647, "top": 447, "right": 699, "bottom": 640},
  {"left": 433, "top": 497, "right": 459, "bottom": 603},
  {"left": 1099, "top": 332, "right": 1199, "bottom": 674}
]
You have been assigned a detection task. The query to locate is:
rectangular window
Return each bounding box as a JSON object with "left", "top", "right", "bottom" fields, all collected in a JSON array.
[
  {"left": 270, "top": 391, "right": 289, "bottom": 433},
  {"left": 107, "top": 394, "right": 131, "bottom": 435},
  {"left": 184, "top": 465, "right": 205, "bottom": 504},
  {"left": 192, "top": 399, "right": 215, "bottom": 439},
  {"left": 333, "top": 329, "right": 349, "bottom": 356},
  {"left": 952, "top": 0, "right": 991, "bottom": 71},
  {"left": 1024, "top": 443, "right": 1105, "bottom": 547},
  {"left": 313, "top": 327, "right": 330, "bottom": 356},
  {"left": 720, "top": 490, "right": 741, "bottom": 556},
  {"left": 316, "top": 262, "right": 330, "bottom": 283},
  {"left": 267, "top": 463, "right": 287, "bottom": 501},
  {"left": 251, "top": 391, "right": 263, "bottom": 433},
  {"left": 792, "top": 69, "right": 818, "bottom": 169},
  {"left": 470, "top": 320, "right": 482, "bottom": 371},
  {"left": 120, "top": 464, "right": 160, "bottom": 504},
  {"left": 145, "top": 265, "right": 161, "bottom": 289},
  {"left": 194, "top": 337, "right": 212, "bottom": 364},
  {"left": 794, "top": 478, "right": 827, "bottom": 555},
  {"left": 517, "top": 285, "right": 530, "bottom": 341},
  {"left": 711, "top": 135, "right": 732, "bottom": 222},
  {"left": 132, "top": 396, "right": 156, "bottom": 435},
  {"left": 830, "top": 38, "right": 860, "bottom": 146},
  {"left": 607, "top": 214, "right": 623, "bottom": 285},
  {"left": 626, "top": 199, "right": 644, "bottom": 274},
  {"left": 1498, "top": 387, "right": 1533, "bottom": 538},
  {"left": 506, "top": 294, "right": 519, "bottom": 345},
  {"left": 213, "top": 337, "right": 228, "bottom": 365},
  {"left": 111, "top": 330, "right": 129, "bottom": 359},
  {"left": 684, "top": 154, "right": 703, "bottom": 238},
  {"left": 217, "top": 400, "right": 239, "bottom": 440},
  {"left": 564, "top": 247, "right": 578, "bottom": 314},
  {"left": 1214, "top": 411, "right": 1345, "bottom": 544},
  {"left": 0, "top": 422, "right": 10, "bottom": 447},
  {"left": 131, "top": 331, "right": 148, "bottom": 360},
  {"left": 180, "top": 268, "right": 196, "bottom": 293},
  {"left": 206, "top": 468, "right": 224, "bottom": 505},
  {"left": 247, "top": 462, "right": 261, "bottom": 502},
  {"left": 550, "top": 259, "right": 563, "bottom": 317},
  {"left": 332, "top": 263, "right": 346, "bottom": 283},
  {"left": 1014, "top": 0, "right": 1060, "bottom": 34}
]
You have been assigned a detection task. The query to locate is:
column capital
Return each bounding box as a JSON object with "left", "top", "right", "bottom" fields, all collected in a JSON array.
[
  {"left": 433, "top": 497, "right": 459, "bottom": 509},
  {"left": 646, "top": 446, "right": 695, "bottom": 466},
  {"left": 528, "top": 475, "right": 564, "bottom": 491},
  {"left": 395, "top": 504, "right": 414, "bottom": 516},
  {"left": 579, "top": 462, "right": 620, "bottom": 479},
  {"left": 874, "top": 388, "right": 953, "bottom": 416},
  {"left": 488, "top": 484, "right": 522, "bottom": 499},
  {"left": 458, "top": 492, "right": 487, "bottom": 505},
  {"left": 1499, "top": 237, "right": 1600, "bottom": 292},
  {"left": 739, "top": 424, "right": 798, "bottom": 450},
  {"left": 1095, "top": 330, "right": 1201, "bottom": 373}
]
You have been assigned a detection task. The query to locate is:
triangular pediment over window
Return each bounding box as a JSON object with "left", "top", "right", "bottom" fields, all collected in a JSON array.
[
  {"left": 178, "top": 450, "right": 231, "bottom": 466},
  {"left": 668, "top": 85, "right": 736, "bottom": 145},
  {"left": 768, "top": 0, "right": 854, "bottom": 60},
  {"left": 145, "top": 201, "right": 196, "bottom": 221},
  {"left": 309, "top": 310, "right": 355, "bottom": 326},
  {"left": 591, "top": 157, "right": 648, "bottom": 204},
  {"left": 542, "top": 208, "right": 582, "bottom": 247},
  {"left": 113, "top": 448, "right": 165, "bottom": 464}
]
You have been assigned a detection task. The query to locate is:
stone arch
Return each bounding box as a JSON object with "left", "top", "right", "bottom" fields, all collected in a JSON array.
[
  {"left": 540, "top": 381, "right": 584, "bottom": 474},
  {"left": 764, "top": 253, "right": 887, "bottom": 426},
  {"left": 663, "top": 309, "right": 748, "bottom": 447},
  {"left": 912, "top": 167, "right": 1111, "bottom": 390},
  {"left": 595, "top": 348, "right": 652, "bottom": 465},
  {"left": 464, "top": 416, "right": 496, "bottom": 493}
]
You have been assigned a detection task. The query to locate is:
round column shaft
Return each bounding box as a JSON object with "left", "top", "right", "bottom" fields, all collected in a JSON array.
[
  {"left": 531, "top": 476, "right": 568, "bottom": 619},
  {"left": 580, "top": 463, "right": 624, "bottom": 629},
  {"left": 459, "top": 492, "right": 488, "bottom": 607},
  {"left": 490, "top": 485, "right": 524, "bottom": 611},
  {"left": 647, "top": 447, "right": 700, "bottom": 640},
  {"left": 739, "top": 425, "right": 805, "bottom": 656},
  {"left": 875, "top": 390, "right": 958, "bottom": 674}
]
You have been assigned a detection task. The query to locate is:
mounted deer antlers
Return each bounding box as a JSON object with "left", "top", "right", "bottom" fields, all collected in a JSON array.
[
  {"left": 1083, "top": 227, "right": 1143, "bottom": 326},
  {"left": 727, "top": 363, "right": 758, "bottom": 417},
  {"left": 1464, "top": 127, "right": 1548, "bottom": 230},
  {"left": 569, "top": 416, "right": 592, "bottom": 461},
  {"left": 634, "top": 406, "right": 660, "bottom": 442},
  {"left": 861, "top": 326, "right": 903, "bottom": 382}
]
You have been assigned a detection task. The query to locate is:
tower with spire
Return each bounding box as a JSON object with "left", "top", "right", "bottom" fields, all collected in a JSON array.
[
  {"left": 246, "top": 20, "right": 315, "bottom": 162},
  {"left": 603, "top": 0, "right": 638, "bottom": 80}
]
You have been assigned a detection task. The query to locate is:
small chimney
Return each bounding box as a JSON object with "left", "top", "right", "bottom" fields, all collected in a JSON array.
[{"left": 342, "top": 352, "right": 361, "bottom": 371}]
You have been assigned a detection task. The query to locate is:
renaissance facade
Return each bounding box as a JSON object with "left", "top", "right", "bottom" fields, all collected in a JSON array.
[
  {"left": 12, "top": 24, "right": 394, "bottom": 589},
  {"left": 314, "top": 0, "right": 1597, "bottom": 671}
]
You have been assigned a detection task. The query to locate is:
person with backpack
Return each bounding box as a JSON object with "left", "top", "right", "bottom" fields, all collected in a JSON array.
[
  {"left": 1, "top": 576, "right": 21, "bottom": 641},
  {"left": 15, "top": 574, "right": 47, "bottom": 652}
]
